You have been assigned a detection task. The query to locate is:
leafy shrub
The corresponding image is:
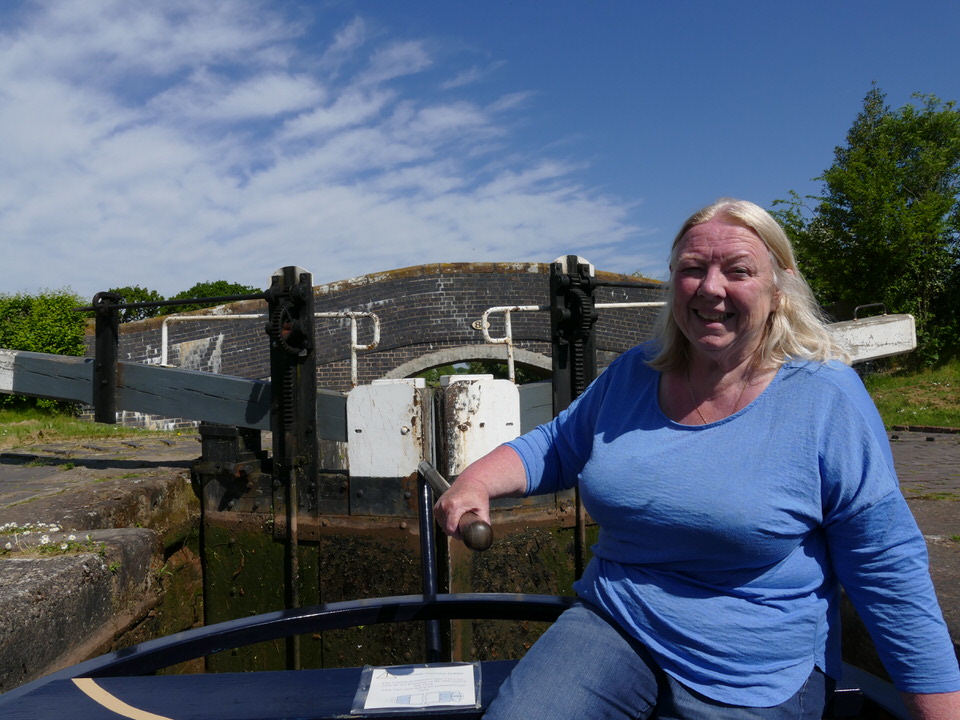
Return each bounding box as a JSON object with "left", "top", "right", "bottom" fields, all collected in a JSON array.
[{"left": 0, "top": 289, "right": 86, "bottom": 410}]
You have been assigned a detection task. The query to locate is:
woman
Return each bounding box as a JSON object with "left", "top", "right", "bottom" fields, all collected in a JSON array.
[{"left": 435, "top": 199, "right": 960, "bottom": 719}]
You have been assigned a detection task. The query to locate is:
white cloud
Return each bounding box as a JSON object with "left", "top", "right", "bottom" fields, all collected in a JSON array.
[
  {"left": 280, "top": 87, "right": 394, "bottom": 139},
  {"left": 317, "top": 15, "right": 367, "bottom": 77},
  {"left": 439, "top": 60, "right": 508, "bottom": 91},
  {"left": 359, "top": 40, "right": 432, "bottom": 86},
  {"left": 150, "top": 70, "right": 326, "bottom": 122},
  {"left": 16, "top": 0, "right": 294, "bottom": 80},
  {"left": 0, "top": 1, "right": 645, "bottom": 299}
]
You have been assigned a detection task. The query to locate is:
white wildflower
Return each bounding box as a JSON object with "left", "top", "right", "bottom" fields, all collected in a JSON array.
[
  {"left": 60, "top": 543, "right": 68, "bottom": 550},
  {"left": 39, "top": 535, "right": 50, "bottom": 545},
  {"left": 68, "top": 535, "right": 77, "bottom": 541},
  {"left": 4, "top": 542, "right": 11, "bottom": 550}
]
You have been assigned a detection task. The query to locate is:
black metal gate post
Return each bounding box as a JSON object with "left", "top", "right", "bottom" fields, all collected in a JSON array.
[
  {"left": 92, "top": 292, "right": 123, "bottom": 424},
  {"left": 417, "top": 471, "right": 442, "bottom": 663},
  {"left": 549, "top": 256, "right": 599, "bottom": 413},
  {"left": 549, "top": 257, "right": 599, "bottom": 579},
  {"left": 264, "top": 267, "right": 318, "bottom": 671}
]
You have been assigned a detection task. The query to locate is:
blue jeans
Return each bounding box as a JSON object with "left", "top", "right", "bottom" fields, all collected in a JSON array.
[{"left": 483, "top": 601, "right": 829, "bottom": 720}]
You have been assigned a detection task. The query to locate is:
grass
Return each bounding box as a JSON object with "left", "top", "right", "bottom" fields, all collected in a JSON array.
[
  {"left": 863, "top": 357, "right": 960, "bottom": 429},
  {"left": 0, "top": 407, "right": 177, "bottom": 450}
]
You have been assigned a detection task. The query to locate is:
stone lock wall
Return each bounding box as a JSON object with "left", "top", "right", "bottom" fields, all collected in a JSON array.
[{"left": 90, "top": 262, "right": 664, "bottom": 397}]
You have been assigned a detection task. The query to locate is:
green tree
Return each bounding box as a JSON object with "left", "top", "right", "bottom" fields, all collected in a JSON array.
[
  {"left": 0, "top": 289, "right": 86, "bottom": 410},
  {"left": 160, "top": 280, "right": 261, "bottom": 315},
  {"left": 416, "top": 361, "right": 549, "bottom": 387},
  {"left": 775, "top": 86, "right": 960, "bottom": 364},
  {"left": 466, "top": 360, "right": 550, "bottom": 385},
  {"left": 108, "top": 285, "right": 164, "bottom": 323},
  {"left": 0, "top": 289, "right": 86, "bottom": 357},
  {"left": 417, "top": 364, "right": 464, "bottom": 387}
]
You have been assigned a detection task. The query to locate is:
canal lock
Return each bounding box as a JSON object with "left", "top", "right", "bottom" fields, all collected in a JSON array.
[{"left": 190, "top": 376, "right": 595, "bottom": 673}]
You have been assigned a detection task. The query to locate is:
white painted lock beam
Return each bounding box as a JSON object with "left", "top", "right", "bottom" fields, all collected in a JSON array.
[
  {"left": 441, "top": 376, "right": 520, "bottom": 476},
  {"left": 827, "top": 314, "right": 916, "bottom": 364},
  {"left": 347, "top": 379, "right": 428, "bottom": 477}
]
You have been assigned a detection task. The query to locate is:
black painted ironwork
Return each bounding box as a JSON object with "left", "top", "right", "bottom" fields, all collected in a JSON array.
[
  {"left": 549, "top": 256, "right": 599, "bottom": 416},
  {"left": 264, "top": 266, "right": 319, "bottom": 670},
  {"left": 91, "top": 292, "right": 122, "bottom": 424},
  {"left": 548, "top": 257, "right": 600, "bottom": 580},
  {"left": 418, "top": 472, "right": 443, "bottom": 662}
]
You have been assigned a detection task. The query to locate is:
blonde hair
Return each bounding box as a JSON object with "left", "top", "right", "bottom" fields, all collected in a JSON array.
[{"left": 647, "top": 198, "right": 848, "bottom": 372}]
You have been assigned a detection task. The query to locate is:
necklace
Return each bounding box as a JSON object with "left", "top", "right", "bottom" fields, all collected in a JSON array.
[{"left": 686, "top": 361, "right": 758, "bottom": 425}]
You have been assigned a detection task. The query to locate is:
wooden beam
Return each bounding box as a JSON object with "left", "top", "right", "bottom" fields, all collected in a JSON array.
[
  {"left": 0, "top": 349, "right": 94, "bottom": 404},
  {"left": 0, "top": 350, "right": 272, "bottom": 429},
  {"left": 0, "top": 349, "right": 347, "bottom": 439},
  {"left": 828, "top": 314, "right": 917, "bottom": 364},
  {"left": 116, "top": 362, "right": 272, "bottom": 430}
]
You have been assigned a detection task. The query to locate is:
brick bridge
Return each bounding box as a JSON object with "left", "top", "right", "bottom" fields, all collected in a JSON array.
[{"left": 99, "top": 262, "right": 664, "bottom": 397}]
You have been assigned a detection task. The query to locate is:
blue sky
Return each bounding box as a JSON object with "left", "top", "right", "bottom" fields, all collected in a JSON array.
[{"left": 1, "top": 0, "right": 958, "bottom": 300}]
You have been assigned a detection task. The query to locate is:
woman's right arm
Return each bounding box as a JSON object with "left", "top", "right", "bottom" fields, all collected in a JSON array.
[{"left": 433, "top": 445, "right": 527, "bottom": 541}]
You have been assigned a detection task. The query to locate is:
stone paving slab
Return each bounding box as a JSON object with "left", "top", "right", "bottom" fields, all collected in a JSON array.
[
  {"left": 0, "top": 435, "right": 199, "bottom": 517},
  {"left": 892, "top": 431, "right": 960, "bottom": 498}
]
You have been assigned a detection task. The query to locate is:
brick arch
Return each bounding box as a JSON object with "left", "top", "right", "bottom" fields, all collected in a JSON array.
[
  {"left": 311, "top": 262, "right": 663, "bottom": 392},
  {"left": 105, "top": 262, "right": 664, "bottom": 394},
  {"left": 384, "top": 345, "right": 553, "bottom": 381}
]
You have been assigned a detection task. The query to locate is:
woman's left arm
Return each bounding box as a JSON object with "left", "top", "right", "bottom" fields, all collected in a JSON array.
[
  {"left": 819, "top": 367, "right": 960, "bottom": 701},
  {"left": 901, "top": 690, "right": 960, "bottom": 720},
  {"left": 826, "top": 491, "right": 960, "bottom": 701}
]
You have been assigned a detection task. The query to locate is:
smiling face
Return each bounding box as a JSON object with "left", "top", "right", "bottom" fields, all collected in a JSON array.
[{"left": 672, "top": 216, "right": 782, "bottom": 369}]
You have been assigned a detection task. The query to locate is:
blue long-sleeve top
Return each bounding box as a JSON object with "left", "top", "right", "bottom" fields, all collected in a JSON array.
[{"left": 506, "top": 344, "right": 960, "bottom": 706}]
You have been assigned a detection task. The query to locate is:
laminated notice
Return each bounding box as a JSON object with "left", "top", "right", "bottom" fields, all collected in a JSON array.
[{"left": 351, "top": 662, "right": 481, "bottom": 714}]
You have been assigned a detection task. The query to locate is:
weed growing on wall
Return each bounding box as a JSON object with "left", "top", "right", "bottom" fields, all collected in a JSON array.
[{"left": 0, "top": 522, "right": 106, "bottom": 557}]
